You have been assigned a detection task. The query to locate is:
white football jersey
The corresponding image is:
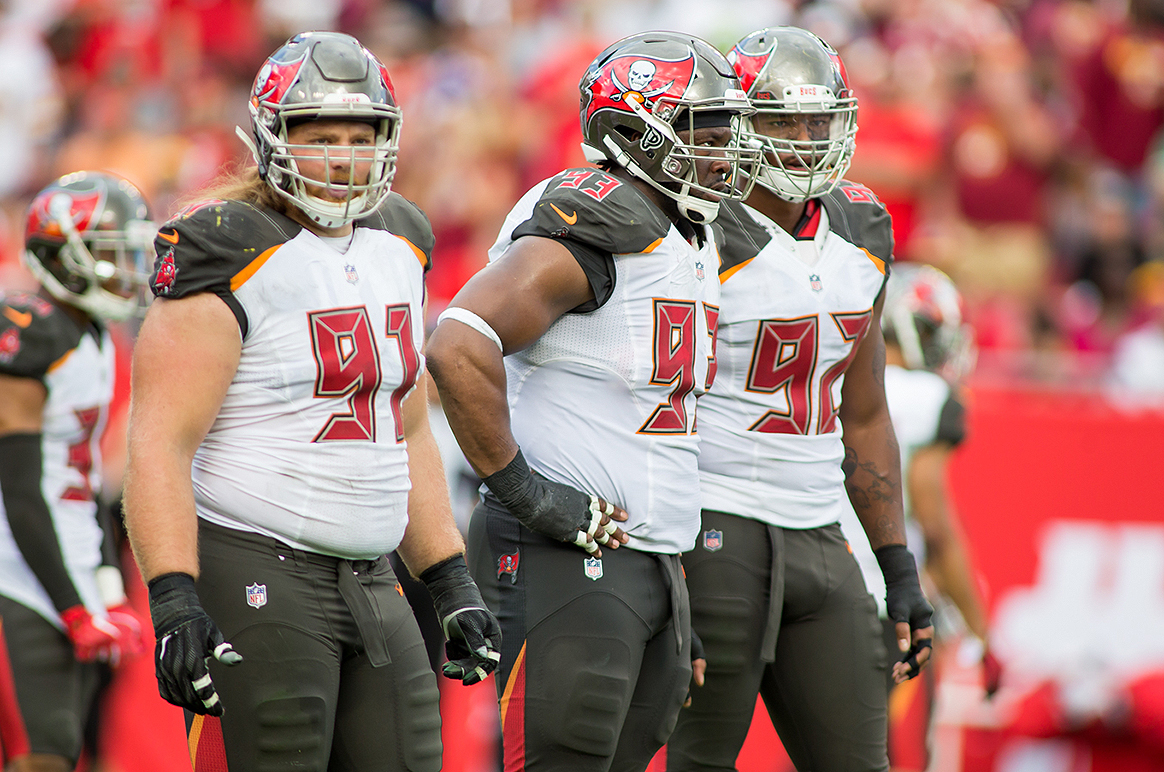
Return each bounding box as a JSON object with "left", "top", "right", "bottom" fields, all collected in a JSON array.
[
  {"left": 699, "top": 184, "right": 894, "bottom": 529},
  {"left": 489, "top": 170, "right": 722, "bottom": 554},
  {"left": 0, "top": 293, "right": 112, "bottom": 626},
  {"left": 153, "top": 197, "right": 432, "bottom": 559}
]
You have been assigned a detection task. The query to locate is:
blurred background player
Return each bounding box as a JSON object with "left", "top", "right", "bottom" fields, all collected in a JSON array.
[
  {"left": 123, "top": 31, "right": 499, "bottom": 771},
  {"left": 842, "top": 262, "right": 1000, "bottom": 771},
  {"left": 0, "top": 170, "right": 152, "bottom": 772},
  {"left": 426, "top": 30, "right": 759, "bottom": 772},
  {"left": 667, "top": 27, "right": 933, "bottom": 772}
]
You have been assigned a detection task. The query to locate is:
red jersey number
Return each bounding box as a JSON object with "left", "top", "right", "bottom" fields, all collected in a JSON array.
[
  {"left": 744, "top": 310, "right": 873, "bottom": 435},
  {"left": 310, "top": 308, "right": 383, "bottom": 442},
  {"left": 62, "top": 408, "right": 101, "bottom": 502},
  {"left": 385, "top": 305, "right": 420, "bottom": 443},
  {"left": 639, "top": 300, "right": 698, "bottom": 435}
]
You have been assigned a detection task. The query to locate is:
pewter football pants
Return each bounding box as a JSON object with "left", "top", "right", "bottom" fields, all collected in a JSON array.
[
  {"left": 668, "top": 512, "right": 890, "bottom": 772},
  {"left": 468, "top": 497, "right": 692, "bottom": 772},
  {"left": 192, "top": 519, "right": 442, "bottom": 772}
]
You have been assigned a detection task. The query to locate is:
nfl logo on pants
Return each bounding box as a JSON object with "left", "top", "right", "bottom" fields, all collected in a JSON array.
[
  {"left": 584, "top": 557, "right": 603, "bottom": 581},
  {"left": 246, "top": 582, "right": 267, "bottom": 608}
]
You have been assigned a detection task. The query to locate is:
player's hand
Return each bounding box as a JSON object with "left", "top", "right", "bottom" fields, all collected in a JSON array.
[
  {"left": 105, "top": 602, "right": 150, "bottom": 666},
  {"left": 958, "top": 636, "right": 1003, "bottom": 698},
  {"left": 482, "top": 449, "right": 629, "bottom": 556},
  {"left": 60, "top": 605, "right": 120, "bottom": 663},
  {"left": 875, "top": 544, "right": 934, "bottom": 684},
  {"left": 148, "top": 573, "right": 242, "bottom": 716},
  {"left": 421, "top": 555, "right": 501, "bottom": 686},
  {"left": 685, "top": 627, "right": 707, "bottom": 708}
]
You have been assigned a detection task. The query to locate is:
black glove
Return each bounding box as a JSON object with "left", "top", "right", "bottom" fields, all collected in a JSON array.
[
  {"left": 876, "top": 544, "right": 934, "bottom": 680},
  {"left": 420, "top": 555, "right": 501, "bottom": 686},
  {"left": 482, "top": 449, "right": 617, "bottom": 553},
  {"left": 148, "top": 573, "right": 242, "bottom": 715}
]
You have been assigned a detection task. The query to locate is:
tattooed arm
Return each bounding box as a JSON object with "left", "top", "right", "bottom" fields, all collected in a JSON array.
[
  {"left": 838, "top": 290, "right": 905, "bottom": 550},
  {"left": 840, "top": 289, "right": 934, "bottom": 680}
]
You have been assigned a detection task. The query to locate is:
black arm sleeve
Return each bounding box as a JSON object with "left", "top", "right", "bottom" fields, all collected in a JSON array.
[
  {"left": 556, "top": 238, "right": 616, "bottom": 314},
  {"left": 0, "top": 433, "right": 83, "bottom": 612}
]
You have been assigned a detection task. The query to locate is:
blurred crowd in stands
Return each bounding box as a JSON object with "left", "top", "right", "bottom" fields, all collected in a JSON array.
[{"left": 0, "top": 0, "right": 1162, "bottom": 399}]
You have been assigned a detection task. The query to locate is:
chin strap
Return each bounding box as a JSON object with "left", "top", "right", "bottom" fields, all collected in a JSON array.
[{"left": 597, "top": 135, "right": 721, "bottom": 225}]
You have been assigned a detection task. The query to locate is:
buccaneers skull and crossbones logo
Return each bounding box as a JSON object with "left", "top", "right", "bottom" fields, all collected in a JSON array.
[{"left": 582, "top": 53, "right": 696, "bottom": 124}]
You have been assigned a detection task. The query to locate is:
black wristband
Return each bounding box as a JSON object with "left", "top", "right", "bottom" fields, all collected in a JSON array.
[
  {"left": 874, "top": 543, "right": 916, "bottom": 582},
  {"left": 148, "top": 572, "right": 201, "bottom": 630},
  {"left": 148, "top": 571, "right": 197, "bottom": 596},
  {"left": 480, "top": 450, "right": 534, "bottom": 511},
  {"left": 419, "top": 554, "right": 469, "bottom": 589}
]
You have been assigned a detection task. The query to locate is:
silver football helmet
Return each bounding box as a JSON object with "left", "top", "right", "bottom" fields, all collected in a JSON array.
[
  {"left": 579, "top": 31, "right": 760, "bottom": 223},
  {"left": 728, "top": 27, "right": 858, "bottom": 202},
  {"left": 244, "top": 31, "right": 401, "bottom": 228},
  {"left": 22, "top": 171, "right": 155, "bottom": 321},
  {"left": 883, "top": 264, "right": 976, "bottom": 381}
]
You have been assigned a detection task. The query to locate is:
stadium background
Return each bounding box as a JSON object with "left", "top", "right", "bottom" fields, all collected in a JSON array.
[{"left": 1, "top": 0, "right": 1162, "bottom": 770}]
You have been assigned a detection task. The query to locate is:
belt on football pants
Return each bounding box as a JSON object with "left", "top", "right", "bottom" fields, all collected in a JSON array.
[
  {"left": 760, "top": 524, "right": 786, "bottom": 663},
  {"left": 336, "top": 556, "right": 393, "bottom": 667}
]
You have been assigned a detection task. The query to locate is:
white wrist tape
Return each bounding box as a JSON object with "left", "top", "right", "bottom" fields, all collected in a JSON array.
[
  {"left": 437, "top": 307, "right": 504, "bottom": 352},
  {"left": 95, "top": 565, "right": 127, "bottom": 607}
]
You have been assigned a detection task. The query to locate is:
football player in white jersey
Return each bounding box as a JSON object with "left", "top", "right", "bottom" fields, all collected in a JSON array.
[
  {"left": 842, "top": 263, "right": 999, "bottom": 770},
  {"left": 0, "top": 171, "right": 153, "bottom": 771},
  {"left": 426, "top": 31, "right": 760, "bottom": 772},
  {"left": 122, "top": 32, "right": 500, "bottom": 772},
  {"left": 667, "top": 28, "right": 933, "bottom": 772}
]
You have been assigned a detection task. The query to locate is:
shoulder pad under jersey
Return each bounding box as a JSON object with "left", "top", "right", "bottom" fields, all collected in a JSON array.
[
  {"left": 715, "top": 199, "right": 773, "bottom": 275},
  {"left": 512, "top": 168, "right": 671, "bottom": 255},
  {"left": 151, "top": 200, "right": 301, "bottom": 300},
  {"left": 0, "top": 293, "right": 83, "bottom": 380},
  {"left": 820, "top": 181, "right": 894, "bottom": 268},
  {"left": 357, "top": 192, "right": 435, "bottom": 271}
]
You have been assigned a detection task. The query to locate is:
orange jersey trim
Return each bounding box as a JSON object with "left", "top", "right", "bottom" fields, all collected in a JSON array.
[
  {"left": 720, "top": 257, "right": 755, "bottom": 284},
  {"left": 230, "top": 244, "right": 281, "bottom": 291},
  {"left": 47, "top": 349, "right": 74, "bottom": 373},
  {"left": 395, "top": 235, "right": 428, "bottom": 269},
  {"left": 863, "top": 248, "right": 887, "bottom": 275}
]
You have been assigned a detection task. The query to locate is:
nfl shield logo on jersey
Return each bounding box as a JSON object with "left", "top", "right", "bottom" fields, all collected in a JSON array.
[
  {"left": 246, "top": 583, "right": 267, "bottom": 609},
  {"left": 344, "top": 263, "right": 359, "bottom": 284},
  {"left": 809, "top": 273, "right": 823, "bottom": 292},
  {"left": 695, "top": 261, "right": 705, "bottom": 281},
  {"left": 703, "top": 529, "right": 723, "bottom": 552},
  {"left": 584, "top": 557, "right": 603, "bottom": 581}
]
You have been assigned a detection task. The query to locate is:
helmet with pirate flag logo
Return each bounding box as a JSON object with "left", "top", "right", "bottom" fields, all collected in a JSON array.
[
  {"left": 242, "top": 31, "right": 401, "bottom": 228},
  {"left": 728, "top": 26, "right": 858, "bottom": 202},
  {"left": 23, "top": 171, "right": 155, "bottom": 321},
  {"left": 579, "top": 31, "right": 761, "bottom": 223}
]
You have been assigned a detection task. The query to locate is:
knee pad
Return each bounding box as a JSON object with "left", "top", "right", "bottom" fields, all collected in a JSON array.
[
  {"left": 690, "top": 595, "right": 755, "bottom": 674},
  {"left": 251, "top": 695, "right": 329, "bottom": 769},
  {"left": 533, "top": 635, "right": 633, "bottom": 758},
  {"left": 400, "top": 669, "right": 442, "bottom": 772}
]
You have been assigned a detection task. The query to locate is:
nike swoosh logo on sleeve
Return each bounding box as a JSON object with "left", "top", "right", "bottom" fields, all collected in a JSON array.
[{"left": 549, "top": 203, "right": 578, "bottom": 225}]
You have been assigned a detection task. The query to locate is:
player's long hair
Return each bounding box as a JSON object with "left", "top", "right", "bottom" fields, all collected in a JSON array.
[{"left": 178, "top": 161, "right": 288, "bottom": 215}]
